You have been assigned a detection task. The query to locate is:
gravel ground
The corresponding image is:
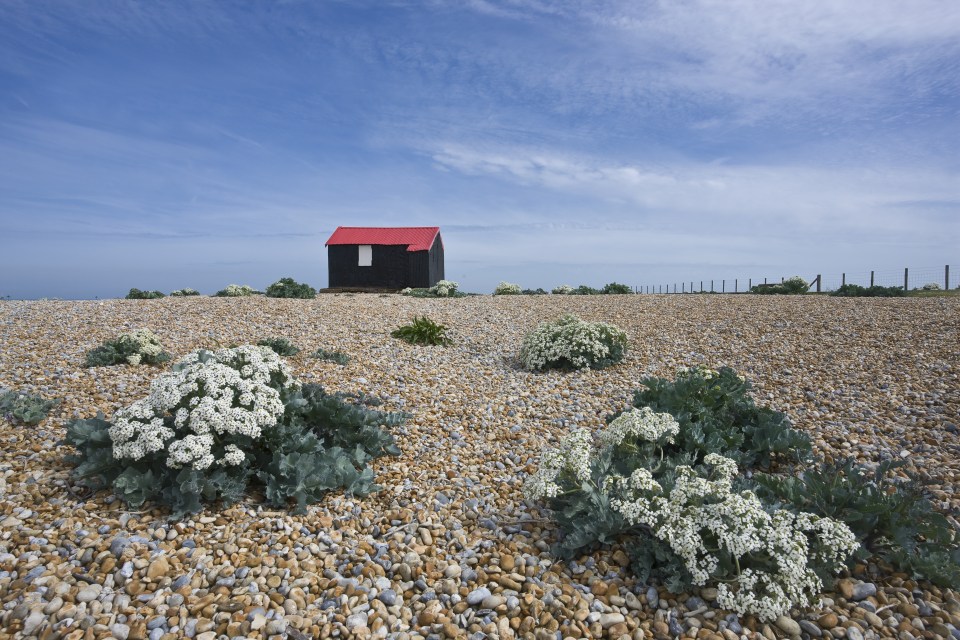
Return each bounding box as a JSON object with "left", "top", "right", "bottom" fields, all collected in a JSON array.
[{"left": 0, "top": 294, "right": 958, "bottom": 640}]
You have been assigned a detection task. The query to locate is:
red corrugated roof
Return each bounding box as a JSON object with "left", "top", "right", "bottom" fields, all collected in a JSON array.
[{"left": 325, "top": 227, "right": 441, "bottom": 252}]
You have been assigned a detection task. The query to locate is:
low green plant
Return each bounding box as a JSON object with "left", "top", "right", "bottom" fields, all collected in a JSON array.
[
  {"left": 0, "top": 388, "right": 59, "bottom": 425},
  {"left": 85, "top": 329, "right": 172, "bottom": 367},
  {"left": 522, "top": 288, "right": 548, "bottom": 295},
  {"left": 265, "top": 277, "right": 316, "bottom": 299},
  {"left": 625, "top": 366, "right": 812, "bottom": 469},
  {"left": 257, "top": 337, "right": 301, "bottom": 356},
  {"left": 602, "top": 282, "right": 633, "bottom": 294},
  {"left": 754, "top": 458, "right": 960, "bottom": 587},
  {"left": 570, "top": 285, "right": 600, "bottom": 295},
  {"left": 391, "top": 316, "right": 451, "bottom": 346},
  {"left": 751, "top": 276, "right": 809, "bottom": 295},
  {"left": 830, "top": 284, "right": 906, "bottom": 297},
  {"left": 401, "top": 281, "right": 464, "bottom": 298},
  {"left": 126, "top": 288, "right": 165, "bottom": 300},
  {"left": 493, "top": 282, "right": 522, "bottom": 295},
  {"left": 169, "top": 288, "right": 200, "bottom": 297},
  {"left": 311, "top": 348, "right": 351, "bottom": 365},
  {"left": 519, "top": 314, "right": 627, "bottom": 371},
  {"left": 64, "top": 345, "right": 403, "bottom": 516},
  {"left": 552, "top": 284, "right": 574, "bottom": 295},
  {"left": 920, "top": 282, "right": 941, "bottom": 291},
  {"left": 215, "top": 284, "right": 258, "bottom": 297},
  {"left": 523, "top": 403, "right": 858, "bottom": 620}
]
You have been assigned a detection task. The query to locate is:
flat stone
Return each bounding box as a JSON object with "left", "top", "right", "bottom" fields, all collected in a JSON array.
[{"left": 775, "top": 616, "right": 801, "bottom": 637}]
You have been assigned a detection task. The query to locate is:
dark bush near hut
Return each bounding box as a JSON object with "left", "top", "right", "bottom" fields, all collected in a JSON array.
[
  {"left": 830, "top": 284, "right": 906, "bottom": 297},
  {"left": 126, "top": 288, "right": 165, "bottom": 300},
  {"left": 602, "top": 282, "right": 633, "bottom": 294},
  {"left": 265, "top": 277, "right": 316, "bottom": 299}
]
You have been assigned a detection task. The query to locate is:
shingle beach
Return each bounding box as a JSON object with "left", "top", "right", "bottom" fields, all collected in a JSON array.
[{"left": 1, "top": 294, "right": 958, "bottom": 640}]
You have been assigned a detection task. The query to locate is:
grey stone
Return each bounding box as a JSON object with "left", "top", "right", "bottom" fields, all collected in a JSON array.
[
  {"left": 799, "top": 620, "right": 823, "bottom": 637},
  {"left": 850, "top": 582, "right": 877, "bottom": 601},
  {"left": 775, "top": 615, "right": 801, "bottom": 637},
  {"left": 467, "top": 587, "right": 492, "bottom": 606}
]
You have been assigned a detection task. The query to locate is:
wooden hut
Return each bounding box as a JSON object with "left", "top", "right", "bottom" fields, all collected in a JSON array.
[{"left": 325, "top": 226, "right": 444, "bottom": 290}]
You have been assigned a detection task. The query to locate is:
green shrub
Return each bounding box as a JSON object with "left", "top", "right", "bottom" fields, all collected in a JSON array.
[
  {"left": 830, "top": 284, "right": 906, "bottom": 297},
  {"left": 391, "top": 316, "right": 451, "bottom": 346},
  {"left": 552, "top": 285, "right": 574, "bottom": 295},
  {"left": 493, "top": 282, "right": 522, "bottom": 295},
  {"left": 523, "top": 402, "right": 858, "bottom": 620},
  {"left": 265, "top": 277, "right": 316, "bottom": 299},
  {"left": 754, "top": 458, "right": 960, "bottom": 587},
  {"left": 570, "top": 285, "right": 600, "bottom": 295},
  {"left": 519, "top": 314, "right": 627, "bottom": 371},
  {"left": 920, "top": 282, "right": 941, "bottom": 291},
  {"left": 257, "top": 338, "right": 301, "bottom": 356},
  {"left": 85, "top": 329, "right": 172, "bottom": 367},
  {"left": 169, "top": 288, "right": 200, "bottom": 297},
  {"left": 311, "top": 348, "right": 351, "bottom": 365},
  {"left": 751, "top": 276, "right": 809, "bottom": 295},
  {"left": 401, "top": 281, "right": 464, "bottom": 298},
  {"left": 602, "top": 282, "right": 632, "bottom": 294},
  {"left": 64, "top": 345, "right": 403, "bottom": 517},
  {"left": 522, "top": 288, "right": 548, "bottom": 295},
  {"left": 126, "top": 288, "right": 165, "bottom": 300},
  {"left": 215, "top": 284, "right": 258, "bottom": 297},
  {"left": 625, "top": 366, "right": 812, "bottom": 469},
  {"left": 0, "top": 388, "right": 59, "bottom": 425}
]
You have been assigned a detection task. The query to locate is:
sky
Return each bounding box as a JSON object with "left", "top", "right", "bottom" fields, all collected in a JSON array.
[{"left": 1, "top": 0, "right": 958, "bottom": 299}]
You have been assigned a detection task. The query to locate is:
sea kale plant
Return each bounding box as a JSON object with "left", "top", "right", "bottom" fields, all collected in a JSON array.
[
  {"left": 391, "top": 316, "right": 452, "bottom": 346},
  {"left": 524, "top": 369, "right": 857, "bottom": 620},
  {"left": 429, "top": 280, "right": 460, "bottom": 297},
  {"left": 257, "top": 337, "right": 301, "bottom": 356},
  {"left": 265, "top": 277, "right": 317, "bottom": 299},
  {"left": 493, "top": 282, "right": 522, "bottom": 295},
  {"left": 751, "top": 276, "right": 809, "bottom": 295},
  {"left": 0, "top": 388, "right": 59, "bottom": 425},
  {"left": 311, "top": 348, "right": 351, "bottom": 365},
  {"left": 215, "top": 284, "right": 258, "bottom": 297},
  {"left": 85, "top": 329, "right": 172, "bottom": 367},
  {"left": 755, "top": 458, "right": 960, "bottom": 588},
  {"left": 64, "top": 345, "right": 403, "bottom": 516},
  {"left": 552, "top": 285, "right": 574, "bottom": 295},
  {"left": 519, "top": 314, "right": 627, "bottom": 371},
  {"left": 170, "top": 288, "right": 200, "bottom": 297},
  {"left": 126, "top": 288, "right": 165, "bottom": 300}
]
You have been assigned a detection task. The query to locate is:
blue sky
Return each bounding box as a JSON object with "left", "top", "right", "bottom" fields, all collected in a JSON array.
[{"left": 1, "top": 0, "right": 958, "bottom": 298}]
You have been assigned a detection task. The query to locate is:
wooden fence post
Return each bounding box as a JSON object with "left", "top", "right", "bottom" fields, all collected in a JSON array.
[
  {"left": 711, "top": 279, "right": 714, "bottom": 292},
  {"left": 842, "top": 273, "right": 846, "bottom": 286},
  {"left": 870, "top": 271, "right": 874, "bottom": 287},
  {"left": 735, "top": 279, "right": 738, "bottom": 293},
  {"left": 946, "top": 265, "right": 950, "bottom": 290},
  {"left": 816, "top": 274, "right": 821, "bottom": 293},
  {"left": 904, "top": 268, "right": 908, "bottom": 291}
]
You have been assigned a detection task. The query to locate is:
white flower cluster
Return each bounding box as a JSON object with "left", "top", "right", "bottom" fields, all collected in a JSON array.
[
  {"left": 677, "top": 365, "right": 718, "bottom": 380},
  {"left": 110, "top": 345, "right": 294, "bottom": 470},
  {"left": 219, "top": 284, "right": 256, "bottom": 297},
  {"left": 170, "top": 288, "right": 200, "bottom": 296},
  {"left": 519, "top": 314, "right": 628, "bottom": 371},
  {"left": 551, "top": 284, "right": 574, "bottom": 295},
  {"left": 116, "top": 328, "right": 165, "bottom": 365},
  {"left": 598, "top": 407, "right": 680, "bottom": 448},
  {"left": 522, "top": 428, "right": 593, "bottom": 500},
  {"left": 399, "top": 287, "right": 413, "bottom": 295},
  {"left": 610, "top": 454, "right": 858, "bottom": 621},
  {"left": 429, "top": 280, "right": 459, "bottom": 297},
  {"left": 493, "top": 281, "right": 522, "bottom": 295}
]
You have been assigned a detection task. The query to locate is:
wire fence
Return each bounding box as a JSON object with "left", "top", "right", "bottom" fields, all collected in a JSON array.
[{"left": 635, "top": 265, "right": 955, "bottom": 294}]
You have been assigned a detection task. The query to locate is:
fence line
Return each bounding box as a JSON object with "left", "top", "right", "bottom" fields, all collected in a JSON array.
[{"left": 634, "top": 265, "right": 954, "bottom": 294}]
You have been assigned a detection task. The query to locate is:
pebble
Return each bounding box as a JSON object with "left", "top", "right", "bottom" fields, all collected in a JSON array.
[
  {"left": 776, "top": 615, "right": 801, "bottom": 636},
  {"left": 1, "top": 296, "right": 958, "bottom": 640}
]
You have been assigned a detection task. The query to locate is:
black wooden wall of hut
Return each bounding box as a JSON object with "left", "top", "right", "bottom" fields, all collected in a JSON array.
[{"left": 328, "top": 245, "right": 411, "bottom": 288}]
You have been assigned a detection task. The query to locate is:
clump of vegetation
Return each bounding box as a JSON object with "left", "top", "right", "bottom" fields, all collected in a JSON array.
[
  {"left": 400, "top": 280, "right": 464, "bottom": 298},
  {"left": 257, "top": 338, "right": 301, "bottom": 356},
  {"left": 215, "top": 284, "right": 259, "bottom": 297},
  {"left": 755, "top": 459, "right": 960, "bottom": 588},
  {"left": 493, "top": 282, "right": 522, "bottom": 295},
  {"left": 169, "top": 288, "right": 200, "bottom": 297},
  {"left": 85, "top": 329, "right": 172, "bottom": 367},
  {"left": 570, "top": 285, "right": 601, "bottom": 295},
  {"left": 552, "top": 284, "right": 574, "bottom": 295},
  {"left": 750, "top": 276, "right": 809, "bottom": 295},
  {"left": 522, "top": 288, "right": 548, "bottom": 295},
  {"left": 391, "top": 316, "right": 451, "bottom": 346},
  {"left": 126, "top": 288, "right": 165, "bottom": 300},
  {"left": 524, "top": 384, "right": 856, "bottom": 620},
  {"left": 265, "top": 277, "right": 316, "bottom": 299},
  {"left": 519, "top": 314, "right": 627, "bottom": 371},
  {"left": 311, "top": 348, "right": 351, "bottom": 365},
  {"left": 602, "top": 282, "right": 633, "bottom": 294},
  {"left": 830, "top": 284, "right": 906, "bottom": 297},
  {"left": 920, "top": 282, "right": 942, "bottom": 291},
  {"left": 0, "top": 388, "right": 59, "bottom": 425},
  {"left": 64, "top": 345, "right": 404, "bottom": 516}
]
